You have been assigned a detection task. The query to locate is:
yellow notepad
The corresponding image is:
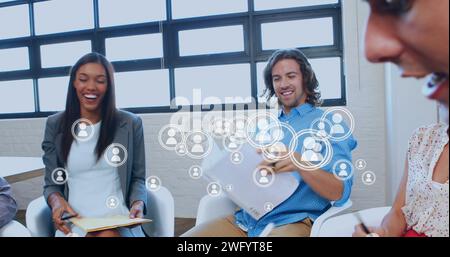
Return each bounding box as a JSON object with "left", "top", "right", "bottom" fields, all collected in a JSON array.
[{"left": 69, "top": 215, "right": 152, "bottom": 233}]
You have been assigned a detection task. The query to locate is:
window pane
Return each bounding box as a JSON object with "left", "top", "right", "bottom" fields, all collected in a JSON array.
[
  {"left": 175, "top": 64, "right": 251, "bottom": 105},
  {"left": 99, "top": 0, "right": 165, "bottom": 27},
  {"left": 256, "top": 62, "right": 268, "bottom": 103},
  {"left": 0, "top": 47, "right": 29, "bottom": 72},
  {"left": 0, "top": 4, "right": 29, "bottom": 39},
  {"left": 34, "top": 0, "right": 93, "bottom": 35},
  {"left": 115, "top": 70, "right": 170, "bottom": 108},
  {"left": 257, "top": 57, "right": 342, "bottom": 101},
  {"left": 310, "top": 57, "right": 341, "bottom": 99},
  {"left": 172, "top": 0, "right": 247, "bottom": 19},
  {"left": 38, "top": 77, "right": 69, "bottom": 112},
  {"left": 179, "top": 26, "right": 244, "bottom": 56},
  {"left": 41, "top": 41, "right": 91, "bottom": 68},
  {"left": 0, "top": 80, "right": 34, "bottom": 113},
  {"left": 254, "top": 0, "right": 338, "bottom": 11},
  {"left": 106, "top": 34, "right": 163, "bottom": 62},
  {"left": 261, "top": 18, "right": 334, "bottom": 50}
]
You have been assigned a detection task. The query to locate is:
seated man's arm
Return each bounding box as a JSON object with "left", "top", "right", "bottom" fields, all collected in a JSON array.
[{"left": 0, "top": 177, "right": 18, "bottom": 228}]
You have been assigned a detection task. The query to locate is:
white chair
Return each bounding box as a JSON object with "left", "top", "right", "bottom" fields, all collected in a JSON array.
[
  {"left": 141, "top": 186, "right": 175, "bottom": 237},
  {"left": 310, "top": 200, "right": 353, "bottom": 237},
  {"left": 25, "top": 186, "right": 175, "bottom": 237},
  {"left": 26, "top": 196, "right": 53, "bottom": 237},
  {"left": 195, "top": 194, "right": 353, "bottom": 236},
  {"left": 311, "top": 206, "right": 391, "bottom": 237},
  {"left": 0, "top": 220, "right": 31, "bottom": 237},
  {"left": 196, "top": 194, "right": 237, "bottom": 226}
]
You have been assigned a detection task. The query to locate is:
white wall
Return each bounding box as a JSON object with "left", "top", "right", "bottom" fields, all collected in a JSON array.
[
  {"left": 0, "top": 1, "right": 439, "bottom": 218},
  {"left": 384, "top": 64, "right": 438, "bottom": 203},
  {"left": 340, "top": 0, "right": 388, "bottom": 210}
]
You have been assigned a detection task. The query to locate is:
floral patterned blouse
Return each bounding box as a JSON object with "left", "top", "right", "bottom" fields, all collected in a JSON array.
[{"left": 402, "top": 123, "right": 449, "bottom": 237}]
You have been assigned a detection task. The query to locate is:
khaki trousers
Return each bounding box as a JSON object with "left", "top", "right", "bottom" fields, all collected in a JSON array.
[{"left": 181, "top": 215, "right": 313, "bottom": 237}]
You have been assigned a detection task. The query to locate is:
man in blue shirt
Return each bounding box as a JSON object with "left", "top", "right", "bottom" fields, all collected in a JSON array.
[
  {"left": 183, "top": 48, "right": 357, "bottom": 237},
  {"left": 0, "top": 177, "right": 17, "bottom": 229}
]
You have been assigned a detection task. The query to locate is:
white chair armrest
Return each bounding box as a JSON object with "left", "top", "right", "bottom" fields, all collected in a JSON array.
[
  {"left": 310, "top": 200, "right": 353, "bottom": 237},
  {"left": 142, "top": 186, "right": 175, "bottom": 237},
  {"left": 196, "top": 194, "right": 237, "bottom": 226},
  {"left": 25, "top": 196, "right": 54, "bottom": 237},
  {"left": 313, "top": 206, "right": 391, "bottom": 237},
  {"left": 0, "top": 220, "right": 31, "bottom": 237}
]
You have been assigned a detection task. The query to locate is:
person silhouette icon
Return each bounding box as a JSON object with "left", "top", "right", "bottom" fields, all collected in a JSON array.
[
  {"left": 356, "top": 159, "right": 366, "bottom": 170},
  {"left": 312, "top": 143, "right": 324, "bottom": 161},
  {"left": 165, "top": 128, "right": 178, "bottom": 146},
  {"left": 365, "top": 173, "right": 373, "bottom": 183},
  {"left": 177, "top": 144, "right": 186, "bottom": 154},
  {"left": 56, "top": 170, "right": 65, "bottom": 182},
  {"left": 227, "top": 136, "right": 239, "bottom": 149},
  {"left": 209, "top": 183, "right": 220, "bottom": 195},
  {"left": 192, "top": 167, "right": 201, "bottom": 178},
  {"left": 192, "top": 168, "right": 200, "bottom": 177},
  {"left": 214, "top": 120, "right": 224, "bottom": 135},
  {"left": 232, "top": 152, "right": 242, "bottom": 163},
  {"left": 338, "top": 163, "right": 348, "bottom": 177},
  {"left": 357, "top": 161, "right": 364, "bottom": 169},
  {"left": 225, "top": 184, "right": 233, "bottom": 192},
  {"left": 109, "top": 198, "right": 117, "bottom": 208},
  {"left": 256, "top": 119, "right": 271, "bottom": 143},
  {"left": 272, "top": 142, "right": 288, "bottom": 156},
  {"left": 258, "top": 169, "right": 270, "bottom": 185},
  {"left": 111, "top": 147, "right": 121, "bottom": 163},
  {"left": 223, "top": 121, "right": 232, "bottom": 134},
  {"left": 235, "top": 120, "right": 246, "bottom": 139},
  {"left": 302, "top": 137, "right": 323, "bottom": 162},
  {"left": 149, "top": 178, "right": 158, "bottom": 189},
  {"left": 77, "top": 122, "right": 89, "bottom": 138},
  {"left": 301, "top": 137, "right": 316, "bottom": 161},
  {"left": 317, "top": 121, "right": 328, "bottom": 138},
  {"left": 191, "top": 134, "right": 204, "bottom": 153},
  {"left": 330, "top": 113, "right": 345, "bottom": 135},
  {"left": 106, "top": 196, "right": 119, "bottom": 209},
  {"left": 264, "top": 202, "right": 274, "bottom": 211},
  {"left": 361, "top": 171, "right": 376, "bottom": 185}
]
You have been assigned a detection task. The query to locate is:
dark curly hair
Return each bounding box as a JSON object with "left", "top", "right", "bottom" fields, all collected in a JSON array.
[{"left": 262, "top": 48, "right": 322, "bottom": 107}]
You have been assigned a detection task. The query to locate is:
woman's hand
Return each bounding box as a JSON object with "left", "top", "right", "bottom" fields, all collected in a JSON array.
[
  {"left": 352, "top": 225, "right": 386, "bottom": 237},
  {"left": 48, "top": 192, "right": 79, "bottom": 235},
  {"left": 129, "top": 200, "right": 144, "bottom": 219}
]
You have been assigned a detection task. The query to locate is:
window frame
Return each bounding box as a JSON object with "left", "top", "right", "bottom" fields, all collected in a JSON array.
[{"left": 0, "top": 0, "right": 344, "bottom": 119}]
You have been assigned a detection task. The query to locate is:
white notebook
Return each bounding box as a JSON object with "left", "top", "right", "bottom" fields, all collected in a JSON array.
[{"left": 202, "top": 143, "right": 299, "bottom": 220}]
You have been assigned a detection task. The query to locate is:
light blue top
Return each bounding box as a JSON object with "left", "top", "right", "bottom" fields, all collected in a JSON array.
[
  {"left": 67, "top": 122, "right": 129, "bottom": 218},
  {"left": 55, "top": 122, "right": 143, "bottom": 237},
  {"left": 235, "top": 103, "right": 358, "bottom": 237}
]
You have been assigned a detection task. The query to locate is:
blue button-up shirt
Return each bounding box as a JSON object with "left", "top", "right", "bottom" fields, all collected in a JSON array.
[
  {"left": 0, "top": 177, "right": 17, "bottom": 228},
  {"left": 234, "top": 103, "right": 358, "bottom": 237}
]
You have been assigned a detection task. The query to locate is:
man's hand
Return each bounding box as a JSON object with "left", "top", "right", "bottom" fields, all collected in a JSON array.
[
  {"left": 129, "top": 201, "right": 144, "bottom": 219},
  {"left": 258, "top": 148, "right": 302, "bottom": 174}
]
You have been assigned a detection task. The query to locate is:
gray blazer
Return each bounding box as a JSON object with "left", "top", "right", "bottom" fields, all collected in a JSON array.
[
  {"left": 42, "top": 110, "right": 148, "bottom": 213},
  {"left": 0, "top": 177, "right": 17, "bottom": 228}
]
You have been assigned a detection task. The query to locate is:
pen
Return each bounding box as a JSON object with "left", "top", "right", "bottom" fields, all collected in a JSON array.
[
  {"left": 61, "top": 213, "right": 78, "bottom": 221},
  {"left": 353, "top": 212, "right": 371, "bottom": 234}
]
